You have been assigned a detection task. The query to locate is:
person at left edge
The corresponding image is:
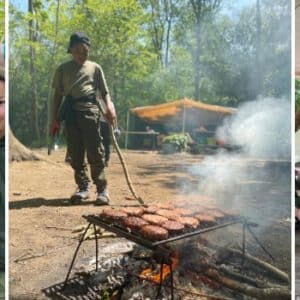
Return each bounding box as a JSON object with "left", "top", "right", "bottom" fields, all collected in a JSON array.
[{"left": 0, "top": 40, "right": 5, "bottom": 299}]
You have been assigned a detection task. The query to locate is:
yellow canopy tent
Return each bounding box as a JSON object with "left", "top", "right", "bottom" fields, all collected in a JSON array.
[{"left": 125, "top": 98, "right": 236, "bottom": 148}]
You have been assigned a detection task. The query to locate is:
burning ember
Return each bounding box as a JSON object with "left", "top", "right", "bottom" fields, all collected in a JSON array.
[{"left": 139, "top": 252, "right": 179, "bottom": 283}]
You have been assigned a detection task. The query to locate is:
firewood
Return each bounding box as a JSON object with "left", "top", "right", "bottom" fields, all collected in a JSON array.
[
  {"left": 205, "top": 268, "right": 290, "bottom": 300},
  {"left": 72, "top": 224, "right": 88, "bottom": 233},
  {"left": 217, "top": 264, "right": 283, "bottom": 289},
  {"left": 85, "top": 231, "right": 117, "bottom": 240},
  {"left": 227, "top": 248, "right": 289, "bottom": 284}
]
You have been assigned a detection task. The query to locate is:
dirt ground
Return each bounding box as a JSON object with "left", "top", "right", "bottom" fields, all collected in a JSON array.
[{"left": 9, "top": 148, "right": 291, "bottom": 299}]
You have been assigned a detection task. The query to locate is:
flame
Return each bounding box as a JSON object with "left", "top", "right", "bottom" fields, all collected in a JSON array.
[{"left": 139, "top": 252, "right": 179, "bottom": 283}]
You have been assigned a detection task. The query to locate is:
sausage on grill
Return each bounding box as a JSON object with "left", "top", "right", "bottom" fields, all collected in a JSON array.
[
  {"left": 162, "top": 221, "right": 185, "bottom": 233},
  {"left": 142, "top": 214, "right": 168, "bottom": 225},
  {"left": 140, "top": 225, "right": 169, "bottom": 241},
  {"left": 121, "top": 207, "right": 144, "bottom": 217},
  {"left": 124, "top": 217, "right": 149, "bottom": 231}
]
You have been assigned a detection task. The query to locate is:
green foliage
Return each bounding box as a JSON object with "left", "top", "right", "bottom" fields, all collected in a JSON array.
[
  {"left": 0, "top": 0, "right": 4, "bottom": 39},
  {"left": 9, "top": 0, "right": 290, "bottom": 146},
  {"left": 162, "top": 133, "right": 189, "bottom": 151}
]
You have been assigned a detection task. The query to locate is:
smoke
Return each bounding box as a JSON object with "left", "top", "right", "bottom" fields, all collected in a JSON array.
[
  {"left": 216, "top": 97, "right": 291, "bottom": 159},
  {"left": 184, "top": 97, "right": 291, "bottom": 230}
]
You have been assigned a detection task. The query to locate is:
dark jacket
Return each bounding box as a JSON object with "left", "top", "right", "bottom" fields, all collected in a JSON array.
[{"left": 0, "top": 137, "right": 5, "bottom": 271}]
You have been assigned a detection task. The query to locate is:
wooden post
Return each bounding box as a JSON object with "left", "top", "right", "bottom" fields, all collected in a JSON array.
[
  {"left": 125, "top": 111, "right": 130, "bottom": 150},
  {"left": 182, "top": 98, "right": 186, "bottom": 134}
]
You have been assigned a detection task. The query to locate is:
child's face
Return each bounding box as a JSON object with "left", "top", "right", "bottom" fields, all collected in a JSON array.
[{"left": 0, "top": 80, "right": 5, "bottom": 138}]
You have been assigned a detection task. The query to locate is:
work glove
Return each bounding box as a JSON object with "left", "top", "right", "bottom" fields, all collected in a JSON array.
[{"left": 50, "top": 119, "right": 60, "bottom": 136}]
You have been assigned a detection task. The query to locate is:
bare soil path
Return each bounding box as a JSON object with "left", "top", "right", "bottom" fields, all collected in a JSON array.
[{"left": 9, "top": 149, "right": 291, "bottom": 299}]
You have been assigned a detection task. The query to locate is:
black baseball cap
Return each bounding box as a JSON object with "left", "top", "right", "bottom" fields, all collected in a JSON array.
[{"left": 67, "top": 32, "right": 91, "bottom": 53}]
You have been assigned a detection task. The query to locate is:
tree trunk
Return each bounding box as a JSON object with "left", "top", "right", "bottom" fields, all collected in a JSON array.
[
  {"left": 189, "top": 0, "right": 222, "bottom": 100},
  {"left": 164, "top": 0, "right": 173, "bottom": 67},
  {"left": 149, "top": 0, "right": 164, "bottom": 64},
  {"left": 29, "top": 0, "right": 40, "bottom": 142},
  {"left": 194, "top": 16, "right": 201, "bottom": 100},
  {"left": 255, "top": 0, "right": 262, "bottom": 96},
  {"left": 9, "top": 129, "right": 41, "bottom": 161},
  {"left": 46, "top": 0, "right": 60, "bottom": 148}
]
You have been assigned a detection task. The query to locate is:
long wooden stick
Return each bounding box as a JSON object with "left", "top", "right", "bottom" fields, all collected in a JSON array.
[
  {"left": 109, "top": 124, "right": 144, "bottom": 205},
  {"left": 97, "top": 99, "right": 144, "bottom": 205}
]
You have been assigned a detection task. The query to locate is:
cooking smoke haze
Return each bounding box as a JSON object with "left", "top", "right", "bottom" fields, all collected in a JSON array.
[
  {"left": 186, "top": 97, "right": 290, "bottom": 228},
  {"left": 216, "top": 97, "right": 290, "bottom": 159}
]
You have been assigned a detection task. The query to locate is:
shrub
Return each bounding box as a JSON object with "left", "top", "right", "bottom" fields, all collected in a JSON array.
[{"left": 162, "top": 133, "right": 189, "bottom": 151}]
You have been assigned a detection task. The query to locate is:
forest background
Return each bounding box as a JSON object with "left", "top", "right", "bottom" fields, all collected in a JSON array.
[
  {"left": 9, "top": 0, "right": 291, "bottom": 146},
  {"left": 0, "top": 0, "right": 3, "bottom": 39}
]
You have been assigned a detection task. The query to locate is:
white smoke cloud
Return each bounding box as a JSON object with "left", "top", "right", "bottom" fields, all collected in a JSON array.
[
  {"left": 184, "top": 97, "right": 291, "bottom": 229},
  {"left": 216, "top": 97, "right": 291, "bottom": 159}
]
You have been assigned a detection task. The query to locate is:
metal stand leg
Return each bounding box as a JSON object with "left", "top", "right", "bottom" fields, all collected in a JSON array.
[
  {"left": 63, "top": 222, "right": 92, "bottom": 287},
  {"left": 170, "top": 262, "right": 174, "bottom": 300},
  {"left": 93, "top": 224, "right": 99, "bottom": 272},
  {"left": 242, "top": 223, "right": 246, "bottom": 256},
  {"left": 246, "top": 224, "right": 274, "bottom": 261},
  {"left": 155, "top": 263, "right": 164, "bottom": 299},
  {"left": 242, "top": 223, "right": 246, "bottom": 266}
]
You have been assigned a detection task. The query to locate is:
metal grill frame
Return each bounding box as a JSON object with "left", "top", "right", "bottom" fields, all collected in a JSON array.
[
  {"left": 83, "top": 214, "right": 242, "bottom": 249},
  {"left": 62, "top": 214, "right": 269, "bottom": 300}
]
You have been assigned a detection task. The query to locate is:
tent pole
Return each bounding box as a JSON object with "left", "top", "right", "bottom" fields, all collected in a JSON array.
[
  {"left": 125, "top": 111, "right": 130, "bottom": 150},
  {"left": 182, "top": 99, "right": 186, "bottom": 134}
]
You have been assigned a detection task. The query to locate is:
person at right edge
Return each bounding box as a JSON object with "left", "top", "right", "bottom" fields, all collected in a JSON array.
[
  {"left": 0, "top": 40, "right": 5, "bottom": 299},
  {"left": 50, "top": 32, "right": 116, "bottom": 205}
]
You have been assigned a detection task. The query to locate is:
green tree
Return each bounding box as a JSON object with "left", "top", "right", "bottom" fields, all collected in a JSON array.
[{"left": 9, "top": 0, "right": 290, "bottom": 146}]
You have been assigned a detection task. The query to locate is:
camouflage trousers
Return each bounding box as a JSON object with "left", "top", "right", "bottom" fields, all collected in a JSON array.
[{"left": 65, "top": 109, "right": 107, "bottom": 192}]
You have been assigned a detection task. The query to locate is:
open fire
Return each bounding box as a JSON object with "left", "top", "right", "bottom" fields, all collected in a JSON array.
[
  {"left": 43, "top": 218, "right": 290, "bottom": 300},
  {"left": 139, "top": 252, "right": 179, "bottom": 284}
]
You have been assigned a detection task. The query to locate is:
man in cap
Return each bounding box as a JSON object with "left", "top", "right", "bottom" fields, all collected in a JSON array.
[{"left": 50, "top": 32, "right": 116, "bottom": 205}]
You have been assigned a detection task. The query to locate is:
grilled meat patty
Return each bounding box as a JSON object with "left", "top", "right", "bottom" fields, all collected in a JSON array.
[
  {"left": 173, "top": 208, "right": 193, "bottom": 216},
  {"left": 121, "top": 207, "right": 144, "bottom": 217},
  {"left": 144, "top": 205, "right": 160, "bottom": 214},
  {"left": 178, "top": 216, "right": 199, "bottom": 228},
  {"left": 142, "top": 214, "right": 168, "bottom": 225},
  {"left": 156, "top": 203, "right": 174, "bottom": 210},
  {"left": 222, "top": 209, "right": 238, "bottom": 217},
  {"left": 140, "top": 225, "right": 169, "bottom": 241},
  {"left": 162, "top": 220, "right": 185, "bottom": 233},
  {"left": 100, "top": 209, "right": 128, "bottom": 221},
  {"left": 195, "top": 214, "right": 216, "bottom": 225},
  {"left": 206, "top": 210, "right": 225, "bottom": 219},
  {"left": 156, "top": 209, "right": 181, "bottom": 220},
  {"left": 124, "top": 217, "right": 149, "bottom": 231}
]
